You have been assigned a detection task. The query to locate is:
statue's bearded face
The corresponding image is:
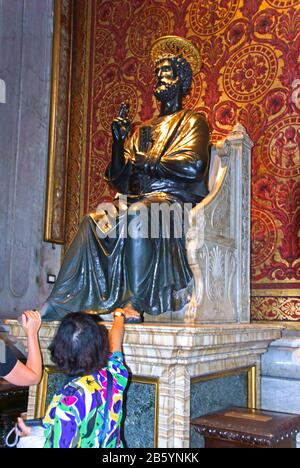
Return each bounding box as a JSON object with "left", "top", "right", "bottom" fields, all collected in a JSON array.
[{"left": 154, "top": 59, "right": 181, "bottom": 102}]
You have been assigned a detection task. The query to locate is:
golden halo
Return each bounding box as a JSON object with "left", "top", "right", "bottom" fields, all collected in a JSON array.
[{"left": 150, "top": 36, "right": 202, "bottom": 75}]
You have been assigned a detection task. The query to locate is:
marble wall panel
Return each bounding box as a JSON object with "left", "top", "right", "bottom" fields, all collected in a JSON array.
[
  {"left": 0, "top": 0, "right": 61, "bottom": 317},
  {"left": 190, "top": 373, "right": 248, "bottom": 448}
]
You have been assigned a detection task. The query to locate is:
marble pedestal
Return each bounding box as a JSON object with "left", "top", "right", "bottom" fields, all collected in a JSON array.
[
  {"left": 6, "top": 320, "right": 282, "bottom": 448},
  {"left": 261, "top": 336, "right": 300, "bottom": 448}
]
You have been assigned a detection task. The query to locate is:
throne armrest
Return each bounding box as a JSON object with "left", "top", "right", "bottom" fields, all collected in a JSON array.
[{"left": 189, "top": 138, "right": 232, "bottom": 228}]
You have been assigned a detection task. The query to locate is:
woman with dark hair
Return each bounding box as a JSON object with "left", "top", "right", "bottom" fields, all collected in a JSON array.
[{"left": 17, "top": 307, "right": 139, "bottom": 448}]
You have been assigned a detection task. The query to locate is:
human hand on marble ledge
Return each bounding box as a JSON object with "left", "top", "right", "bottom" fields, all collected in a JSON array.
[
  {"left": 112, "top": 306, "right": 141, "bottom": 323},
  {"left": 124, "top": 306, "right": 142, "bottom": 323},
  {"left": 21, "top": 310, "right": 41, "bottom": 337}
]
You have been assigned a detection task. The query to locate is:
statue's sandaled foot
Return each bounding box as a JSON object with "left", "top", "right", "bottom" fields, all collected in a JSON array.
[{"left": 123, "top": 304, "right": 144, "bottom": 324}]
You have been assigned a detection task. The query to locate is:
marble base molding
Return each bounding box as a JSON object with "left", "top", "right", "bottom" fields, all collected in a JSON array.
[{"left": 6, "top": 320, "right": 282, "bottom": 448}]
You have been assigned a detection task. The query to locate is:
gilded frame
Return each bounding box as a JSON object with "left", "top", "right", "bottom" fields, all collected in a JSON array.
[
  {"left": 44, "top": 0, "right": 73, "bottom": 244},
  {"left": 34, "top": 366, "right": 62, "bottom": 419},
  {"left": 34, "top": 368, "right": 159, "bottom": 448}
]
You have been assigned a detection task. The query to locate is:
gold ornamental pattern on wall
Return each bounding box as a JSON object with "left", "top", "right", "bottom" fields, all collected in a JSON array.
[
  {"left": 266, "top": 0, "right": 300, "bottom": 8},
  {"left": 128, "top": 6, "right": 172, "bottom": 58},
  {"left": 189, "top": 0, "right": 240, "bottom": 36},
  {"left": 261, "top": 116, "right": 300, "bottom": 179},
  {"left": 222, "top": 44, "right": 278, "bottom": 103}
]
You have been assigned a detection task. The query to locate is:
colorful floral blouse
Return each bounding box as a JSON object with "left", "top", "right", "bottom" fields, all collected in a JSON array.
[{"left": 43, "top": 352, "right": 128, "bottom": 448}]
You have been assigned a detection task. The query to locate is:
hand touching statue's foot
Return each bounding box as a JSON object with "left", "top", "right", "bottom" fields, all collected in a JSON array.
[{"left": 123, "top": 304, "right": 143, "bottom": 323}]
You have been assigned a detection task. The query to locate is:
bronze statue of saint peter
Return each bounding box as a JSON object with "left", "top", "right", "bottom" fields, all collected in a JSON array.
[{"left": 42, "top": 36, "right": 210, "bottom": 322}]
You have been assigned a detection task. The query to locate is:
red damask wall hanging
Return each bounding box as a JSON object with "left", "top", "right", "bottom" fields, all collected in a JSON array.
[{"left": 65, "top": 0, "right": 300, "bottom": 322}]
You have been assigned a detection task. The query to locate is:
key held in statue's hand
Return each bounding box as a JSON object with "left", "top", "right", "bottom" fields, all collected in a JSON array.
[
  {"left": 118, "top": 102, "right": 129, "bottom": 118},
  {"left": 111, "top": 102, "right": 131, "bottom": 142}
]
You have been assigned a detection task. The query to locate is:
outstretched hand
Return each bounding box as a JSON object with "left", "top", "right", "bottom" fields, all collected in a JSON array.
[
  {"left": 21, "top": 310, "right": 41, "bottom": 337},
  {"left": 111, "top": 103, "right": 131, "bottom": 143}
]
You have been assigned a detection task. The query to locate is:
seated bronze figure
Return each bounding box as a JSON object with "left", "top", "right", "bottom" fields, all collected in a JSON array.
[{"left": 42, "top": 36, "right": 210, "bottom": 322}]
